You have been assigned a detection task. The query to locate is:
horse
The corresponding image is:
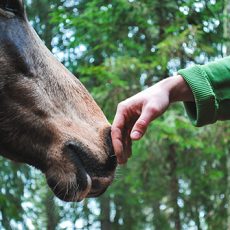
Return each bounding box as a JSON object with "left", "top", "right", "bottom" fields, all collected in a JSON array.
[{"left": 0, "top": 0, "right": 117, "bottom": 202}]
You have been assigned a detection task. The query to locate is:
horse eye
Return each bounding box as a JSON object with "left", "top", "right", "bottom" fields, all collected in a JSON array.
[{"left": 0, "top": 0, "right": 24, "bottom": 16}]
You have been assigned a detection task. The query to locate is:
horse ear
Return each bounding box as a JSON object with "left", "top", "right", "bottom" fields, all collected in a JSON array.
[{"left": 0, "top": 0, "right": 26, "bottom": 18}]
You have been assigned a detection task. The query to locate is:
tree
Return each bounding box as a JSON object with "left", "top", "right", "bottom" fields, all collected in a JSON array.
[
  {"left": 224, "top": 1, "right": 230, "bottom": 229},
  {"left": 0, "top": 1, "right": 228, "bottom": 229}
]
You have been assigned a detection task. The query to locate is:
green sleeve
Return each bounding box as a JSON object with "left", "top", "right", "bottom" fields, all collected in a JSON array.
[{"left": 178, "top": 56, "right": 230, "bottom": 127}]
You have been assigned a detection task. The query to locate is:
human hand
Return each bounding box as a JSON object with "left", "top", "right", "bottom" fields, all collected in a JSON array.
[{"left": 111, "top": 75, "right": 194, "bottom": 164}]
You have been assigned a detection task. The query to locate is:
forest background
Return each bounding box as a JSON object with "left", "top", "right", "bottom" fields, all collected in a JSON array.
[{"left": 0, "top": 0, "right": 230, "bottom": 229}]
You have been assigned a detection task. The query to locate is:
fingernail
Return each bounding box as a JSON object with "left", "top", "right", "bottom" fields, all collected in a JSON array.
[{"left": 131, "top": 131, "right": 142, "bottom": 140}]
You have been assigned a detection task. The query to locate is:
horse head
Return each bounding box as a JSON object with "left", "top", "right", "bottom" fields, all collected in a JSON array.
[{"left": 0, "top": 0, "right": 117, "bottom": 202}]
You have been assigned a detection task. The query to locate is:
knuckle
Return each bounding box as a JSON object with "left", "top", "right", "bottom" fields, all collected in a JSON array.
[
  {"left": 117, "top": 101, "right": 127, "bottom": 111},
  {"left": 146, "top": 104, "right": 160, "bottom": 115},
  {"left": 136, "top": 119, "right": 148, "bottom": 130},
  {"left": 111, "top": 125, "right": 117, "bottom": 132},
  {"left": 111, "top": 127, "right": 120, "bottom": 137},
  {"left": 111, "top": 127, "right": 116, "bottom": 135}
]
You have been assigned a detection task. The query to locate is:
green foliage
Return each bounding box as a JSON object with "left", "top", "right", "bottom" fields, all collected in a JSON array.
[{"left": 0, "top": 0, "right": 229, "bottom": 229}]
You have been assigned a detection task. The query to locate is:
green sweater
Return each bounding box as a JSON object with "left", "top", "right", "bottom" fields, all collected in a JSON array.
[{"left": 178, "top": 56, "right": 230, "bottom": 127}]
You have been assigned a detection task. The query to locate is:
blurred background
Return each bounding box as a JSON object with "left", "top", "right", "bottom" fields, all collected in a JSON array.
[{"left": 0, "top": 0, "right": 230, "bottom": 229}]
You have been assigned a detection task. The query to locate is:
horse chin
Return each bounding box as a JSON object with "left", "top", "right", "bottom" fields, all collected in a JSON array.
[
  {"left": 46, "top": 170, "right": 92, "bottom": 202},
  {"left": 45, "top": 166, "right": 115, "bottom": 202}
]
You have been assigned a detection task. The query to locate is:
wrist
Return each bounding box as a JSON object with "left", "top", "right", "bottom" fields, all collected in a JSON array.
[{"left": 165, "top": 75, "right": 194, "bottom": 103}]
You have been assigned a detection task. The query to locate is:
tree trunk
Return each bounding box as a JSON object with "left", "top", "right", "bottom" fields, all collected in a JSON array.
[
  {"left": 167, "top": 144, "right": 181, "bottom": 230},
  {"left": 152, "top": 201, "right": 169, "bottom": 230},
  {"left": 1, "top": 208, "right": 12, "bottom": 230},
  {"left": 99, "top": 195, "right": 112, "bottom": 230},
  {"left": 227, "top": 150, "right": 230, "bottom": 230},
  {"left": 113, "top": 198, "right": 122, "bottom": 230},
  {"left": 224, "top": 0, "right": 230, "bottom": 56},
  {"left": 81, "top": 200, "right": 91, "bottom": 230},
  {"left": 224, "top": 1, "right": 230, "bottom": 229},
  {"left": 195, "top": 206, "right": 201, "bottom": 230},
  {"left": 45, "top": 190, "right": 60, "bottom": 230}
]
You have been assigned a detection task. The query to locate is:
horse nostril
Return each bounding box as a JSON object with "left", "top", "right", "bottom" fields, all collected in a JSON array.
[
  {"left": 64, "top": 137, "right": 117, "bottom": 176},
  {"left": 64, "top": 141, "right": 88, "bottom": 175},
  {"left": 65, "top": 141, "right": 90, "bottom": 164},
  {"left": 66, "top": 141, "right": 83, "bottom": 154}
]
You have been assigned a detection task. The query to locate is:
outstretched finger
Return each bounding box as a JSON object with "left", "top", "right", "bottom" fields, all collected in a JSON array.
[
  {"left": 111, "top": 126, "right": 124, "bottom": 164},
  {"left": 130, "top": 106, "right": 158, "bottom": 140},
  {"left": 111, "top": 105, "right": 128, "bottom": 164}
]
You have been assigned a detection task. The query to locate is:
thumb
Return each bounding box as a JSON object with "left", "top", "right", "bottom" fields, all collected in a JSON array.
[{"left": 130, "top": 108, "right": 156, "bottom": 140}]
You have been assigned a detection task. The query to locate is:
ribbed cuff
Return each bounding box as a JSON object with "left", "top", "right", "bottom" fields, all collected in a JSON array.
[{"left": 178, "top": 65, "right": 218, "bottom": 127}]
